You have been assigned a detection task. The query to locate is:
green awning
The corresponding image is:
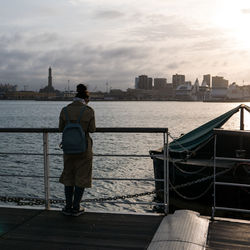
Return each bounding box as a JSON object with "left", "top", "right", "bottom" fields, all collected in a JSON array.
[{"left": 169, "top": 105, "right": 241, "bottom": 153}]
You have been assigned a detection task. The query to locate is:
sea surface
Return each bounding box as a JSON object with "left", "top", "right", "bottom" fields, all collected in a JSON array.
[{"left": 0, "top": 100, "right": 250, "bottom": 213}]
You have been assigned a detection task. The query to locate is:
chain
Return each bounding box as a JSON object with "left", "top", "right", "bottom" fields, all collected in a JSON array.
[
  {"left": 0, "top": 167, "right": 234, "bottom": 206},
  {"left": 0, "top": 196, "right": 45, "bottom": 206},
  {"left": 81, "top": 190, "right": 156, "bottom": 203},
  {"left": 0, "top": 190, "right": 156, "bottom": 206}
]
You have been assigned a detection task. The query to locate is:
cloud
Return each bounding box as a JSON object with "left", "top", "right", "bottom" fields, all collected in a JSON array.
[
  {"left": 95, "top": 10, "right": 124, "bottom": 19},
  {"left": 0, "top": 31, "right": 154, "bottom": 91},
  {"left": 167, "top": 63, "right": 178, "bottom": 70},
  {"left": 2, "top": 1, "right": 250, "bottom": 90},
  {"left": 241, "top": 9, "right": 250, "bottom": 14},
  {"left": 191, "top": 38, "right": 228, "bottom": 52}
]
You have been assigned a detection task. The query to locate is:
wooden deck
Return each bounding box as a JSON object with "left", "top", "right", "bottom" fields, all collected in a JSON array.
[
  {"left": 206, "top": 219, "right": 250, "bottom": 249},
  {"left": 1, "top": 207, "right": 250, "bottom": 249},
  {"left": 0, "top": 207, "right": 163, "bottom": 250}
]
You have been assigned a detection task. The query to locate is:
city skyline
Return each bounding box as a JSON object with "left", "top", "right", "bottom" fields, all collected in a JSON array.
[{"left": 1, "top": 1, "right": 250, "bottom": 91}]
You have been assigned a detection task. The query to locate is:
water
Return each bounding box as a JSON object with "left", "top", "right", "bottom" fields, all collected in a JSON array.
[{"left": 1, "top": 100, "right": 250, "bottom": 213}]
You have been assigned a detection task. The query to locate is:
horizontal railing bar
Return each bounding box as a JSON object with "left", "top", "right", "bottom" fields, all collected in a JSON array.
[
  {"left": 49, "top": 153, "right": 151, "bottom": 157},
  {"left": 0, "top": 127, "right": 168, "bottom": 133},
  {"left": 0, "top": 174, "right": 164, "bottom": 182},
  {"left": 94, "top": 154, "right": 150, "bottom": 157},
  {"left": 81, "top": 201, "right": 165, "bottom": 205},
  {"left": 214, "top": 128, "right": 250, "bottom": 137},
  {"left": 0, "top": 152, "right": 152, "bottom": 158},
  {"left": 214, "top": 206, "right": 250, "bottom": 213},
  {"left": 0, "top": 152, "right": 44, "bottom": 156},
  {"left": 0, "top": 174, "right": 44, "bottom": 178},
  {"left": 215, "top": 182, "right": 250, "bottom": 188},
  {"left": 92, "top": 177, "right": 164, "bottom": 182},
  {"left": 215, "top": 156, "right": 250, "bottom": 162}
]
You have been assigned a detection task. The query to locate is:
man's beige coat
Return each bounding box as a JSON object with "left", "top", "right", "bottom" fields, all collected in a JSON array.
[{"left": 59, "top": 101, "right": 96, "bottom": 188}]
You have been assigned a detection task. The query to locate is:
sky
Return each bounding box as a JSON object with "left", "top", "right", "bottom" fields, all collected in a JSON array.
[{"left": 1, "top": 0, "right": 250, "bottom": 91}]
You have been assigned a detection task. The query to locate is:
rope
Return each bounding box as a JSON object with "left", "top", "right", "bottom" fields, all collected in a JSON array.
[
  {"left": 167, "top": 167, "right": 233, "bottom": 200},
  {"left": 168, "top": 132, "right": 190, "bottom": 154},
  {"left": 171, "top": 158, "right": 208, "bottom": 175},
  {"left": 169, "top": 181, "right": 213, "bottom": 200}
]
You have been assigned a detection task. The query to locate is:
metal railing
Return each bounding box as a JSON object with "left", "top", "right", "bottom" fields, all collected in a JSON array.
[
  {"left": 212, "top": 129, "right": 250, "bottom": 219},
  {"left": 0, "top": 127, "right": 169, "bottom": 214}
]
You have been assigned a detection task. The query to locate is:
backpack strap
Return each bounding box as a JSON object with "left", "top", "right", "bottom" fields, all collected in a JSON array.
[
  {"left": 63, "top": 106, "right": 87, "bottom": 124},
  {"left": 77, "top": 106, "right": 87, "bottom": 123},
  {"left": 63, "top": 107, "right": 70, "bottom": 124}
]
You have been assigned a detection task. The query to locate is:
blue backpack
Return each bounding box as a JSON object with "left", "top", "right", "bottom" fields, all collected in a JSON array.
[{"left": 61, "top": 106, "right": 87, "bottom": 154}]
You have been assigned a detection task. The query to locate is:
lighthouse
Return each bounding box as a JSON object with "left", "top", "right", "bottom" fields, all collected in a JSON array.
[
  {"left": 39, "top": 67, "right": 56, "bottom": 94},
  {"left": 48, "top": 67, "right": 52, "bottom": 88}
]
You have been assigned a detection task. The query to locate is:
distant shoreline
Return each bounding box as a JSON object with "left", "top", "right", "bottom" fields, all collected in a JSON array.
[{"left": 0, "top": 98, "right": 248, "bottom": 103}]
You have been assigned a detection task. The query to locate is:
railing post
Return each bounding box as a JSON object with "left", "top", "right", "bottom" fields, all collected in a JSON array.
[
  {"left": 166, "top": 131, "right": 169, "bottom": 214},
  {"left": 43, "top": 132, "right": 50, "bottom": 210},
  {"left": 240, "top": 107, "right": 244, "bottom": 130},
  {"left": 212, "top": 134, "right": 217, "bottom": 220},
  {"left": 163, "top": 130, "right": 169, "bottom": 214}
]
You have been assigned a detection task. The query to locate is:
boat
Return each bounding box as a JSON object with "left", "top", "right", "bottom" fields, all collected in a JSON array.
[{"left": 150, "top": 104, "right": 250, "bottom": 217}]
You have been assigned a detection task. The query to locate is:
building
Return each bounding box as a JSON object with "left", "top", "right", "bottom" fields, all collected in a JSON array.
[
  {"left": 175, "top": 82, "right": 193, "bottom": 100},
  {"left": 0, "top": 84, "right": 17, "bottom": 99},
  {"left": 212, "top": 76, "right": 228, "bottom": 88},
  {"left": 203, "top": 74, "right": 211, "bottom": 87},
  {"left": 135, "top": 77, "right": 139, "bottom": 89},
  {"left": 154, "top": 78, "right": 167, "bottom": 89},
  {"left": 147, "top": 77, "right": 153, "bottom": 90},
  {"left": 0, "top": 84, "right": 17, "bottom": 92},
  {"left": 136, "top": 75, "right": 153, "bottom": 90},
  {"left": 193, "top": 79, "right": 199, "bottom": 93},
  {"left": 227, "top": 83, "right": 243, "bottom": 100},
  {"left": 210, "top": 76, "right": 229, "bottom": 99},
  {"left": 199, "top": 79, "right": 210, "bottom": 101},
  {"left": 172, "top": 74, "right": 185, "bottom": 90}
]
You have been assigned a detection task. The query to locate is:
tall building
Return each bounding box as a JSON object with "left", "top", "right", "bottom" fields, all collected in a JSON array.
[
  {"left": 138, "top": 75, "right": 147, "bottom": 89},
  {"left": 212, "top": 76, "right": 228, "bottom": 88},
  {"left": 137, "top": 75, "right": 152, "bottom": 90},
  {"left": 135, "top": 77, "right": 139, "bottom": 89},
  {"left": 203, "top": 74, "right": 211, "bottom": 87},
  {"left": 211, "top": 76, "right": 229, "bottom": 99},
  {"left": 172, "top": 74, "right": 185, "bottom": 89},
  {"left": 147, "top": 77, "right": 153, "bottom": 90},
  {"left": 154, "top": 78, "right": 167, "bottom": 89}
]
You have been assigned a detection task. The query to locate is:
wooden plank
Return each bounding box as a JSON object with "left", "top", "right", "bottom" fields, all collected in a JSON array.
[
  {"left": 0, "top": 208, "right": 163, "bottom": 250},
  {"left": 206, "top": 220, "right": 250, "bottom": 249},
  {"left": 0, "top": 207, "right": 41, "bottom": 236}
]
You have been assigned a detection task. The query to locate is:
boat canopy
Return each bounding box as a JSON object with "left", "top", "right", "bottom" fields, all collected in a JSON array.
[{"left": 169, "top": 105, "right": 242, "bottom": 153}]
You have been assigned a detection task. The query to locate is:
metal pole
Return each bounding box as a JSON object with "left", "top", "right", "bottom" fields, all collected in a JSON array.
[
  {"left": 240, "top": 107, "right": 244, "bottom": 130},
  {"left": 212, "top": 134, "right": 217, "bottom": 220},
  {"left": 163, "top": 131, "right": 168, "bottom": 214},
  {"left": 43, "top": 132, "right": 50, "bottom": 210},
  {"left": 166, "top": 131, "right": 169, "bottom": 214}
]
